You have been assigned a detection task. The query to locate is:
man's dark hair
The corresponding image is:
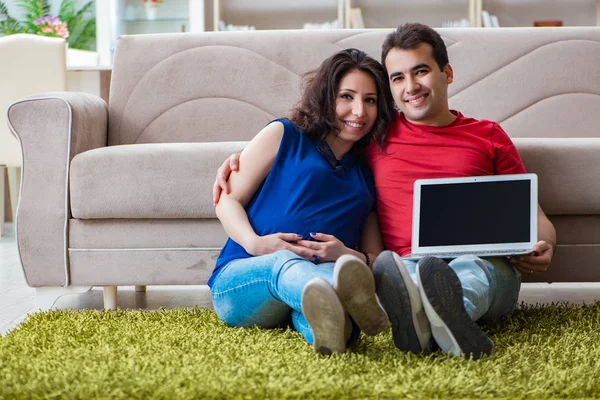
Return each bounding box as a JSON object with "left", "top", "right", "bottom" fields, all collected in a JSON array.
[
  {"left": 381, "top": 23, "right": 449, "bottom": 75},
  {"left": 289, "top": 48, "right": 395, "bottom": 149}
]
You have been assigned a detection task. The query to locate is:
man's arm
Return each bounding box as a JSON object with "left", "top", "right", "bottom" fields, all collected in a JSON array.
[
  {"left": 509, "top": 204, "right": 556, "bottom": 275},
  {"left": 213, "top": 152, "right": 241, "bottom": 205}
]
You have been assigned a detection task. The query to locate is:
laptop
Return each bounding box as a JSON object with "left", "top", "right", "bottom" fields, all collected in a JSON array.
[{"left": 405, "top": 173, "right": 538, "bottom": 260}]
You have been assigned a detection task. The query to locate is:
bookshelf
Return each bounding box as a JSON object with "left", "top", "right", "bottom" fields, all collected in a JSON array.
[
  {"left": 212, "top": 0, "right": 344, "bottom": 31},
  {"left": 342, "top": 0, "right": 600, "bottom": 28}
]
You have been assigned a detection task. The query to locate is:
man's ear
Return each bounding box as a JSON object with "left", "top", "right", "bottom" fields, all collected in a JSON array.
[{"left": 444, "top": 64, "right": 454, "bottom": 84}]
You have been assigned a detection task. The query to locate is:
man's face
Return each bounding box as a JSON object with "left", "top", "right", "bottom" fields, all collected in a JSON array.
[{"left": 384, "top": 43, "right": 453, "bottom": 126}]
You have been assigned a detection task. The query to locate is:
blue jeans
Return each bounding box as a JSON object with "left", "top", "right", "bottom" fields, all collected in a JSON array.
[
  {"left": 405, "top": 255, "right": 521, "bottom": 323},
  {"left": 210, "top": 250, "right": 357, "bottom": 344}
]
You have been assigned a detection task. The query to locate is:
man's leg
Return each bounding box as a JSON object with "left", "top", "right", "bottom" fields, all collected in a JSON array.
[
  {"left": 373, "top": 251, "right": 432, "bottom": 353},
  {"left": 417, "top": 255, "right": 511, "bottom": 360}
]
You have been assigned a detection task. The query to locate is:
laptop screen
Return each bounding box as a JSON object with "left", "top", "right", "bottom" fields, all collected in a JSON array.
[{"left": 418, "top": 180, "right": 531, "bottom": 247}]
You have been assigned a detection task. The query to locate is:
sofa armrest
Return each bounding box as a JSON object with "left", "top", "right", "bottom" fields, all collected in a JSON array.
[{"left": 7, "top": 92, "right": 108, "bottom": 287}]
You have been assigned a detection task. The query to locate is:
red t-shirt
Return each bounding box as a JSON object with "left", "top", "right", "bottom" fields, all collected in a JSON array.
[{"left": 366, "top": 111, "right": 526, "bottom": 256}]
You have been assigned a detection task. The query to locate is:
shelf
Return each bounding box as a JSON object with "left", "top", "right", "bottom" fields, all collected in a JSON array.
[{"left": 121, "top": 18, "right": 190, "bottom": 23}]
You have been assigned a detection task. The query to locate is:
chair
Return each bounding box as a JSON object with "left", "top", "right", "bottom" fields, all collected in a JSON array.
[{"left": 0, "top": 34, "right": 66, "bottom": 236}]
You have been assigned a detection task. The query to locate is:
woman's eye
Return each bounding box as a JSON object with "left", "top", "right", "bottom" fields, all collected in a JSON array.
[
  {"left": 366, "top": 98, "right": 377, "bottom": 104},
  {"left": 340, "top": 94, "right": 352, "bottom": 100}
]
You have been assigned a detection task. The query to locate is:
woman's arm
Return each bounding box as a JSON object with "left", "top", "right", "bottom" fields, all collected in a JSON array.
[
  {"left": 215, "top": 121, "right": 310, "bottom": 258},
  {"left": 296, "top": 212, "right": 384, "bottom": 267},
  {"left": 359, "top": 212, "right": 385, "bottom": 268}
]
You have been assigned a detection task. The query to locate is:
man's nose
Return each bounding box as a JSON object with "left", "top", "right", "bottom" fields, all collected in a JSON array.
[{"left": 406, "top": 76, "right": 420, "bottom": 95}]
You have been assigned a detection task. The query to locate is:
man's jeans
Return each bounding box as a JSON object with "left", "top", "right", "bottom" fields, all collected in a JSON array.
[
  {"left": 404, "top": 255, "right": 521, "bottom": 323},
  {"left": 210, "top": 250, "right": 343, "bottom": 344}
]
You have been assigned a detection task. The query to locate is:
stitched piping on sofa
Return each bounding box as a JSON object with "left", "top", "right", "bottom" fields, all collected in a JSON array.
[
  {"left": 115, "top": 43, "right": 300, "bottom": 143},
  {"left": 7, "top": 96, "right": 72, "bottom": 288},
  {"left": 449, "top": 38, "right": 600, "bottom": 99},
  {"left": 131, "top": 97, "right": 277, "bottom": 145}
]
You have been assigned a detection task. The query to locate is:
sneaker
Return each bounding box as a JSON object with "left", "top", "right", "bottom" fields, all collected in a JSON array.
[
  {"left": 301, "top": 277, "right": 346, "bottom": 355},
  {"left": 373, "top": 251, "right": 432, "bottom": 353},
  {"left": 333, "top": 254, "right": 388, "bottom": 336},
  {"left": 416, "top": 256, "right": 494, "bottom": 360}
]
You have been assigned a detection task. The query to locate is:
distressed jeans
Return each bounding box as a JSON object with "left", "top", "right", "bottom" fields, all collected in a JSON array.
[{"left": 210, "top": 250, "right": 358, "bottom": 344}]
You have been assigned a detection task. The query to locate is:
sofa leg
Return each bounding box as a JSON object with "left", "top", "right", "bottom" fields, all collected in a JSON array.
[
  {"left": 135, "top": 285, "right": 146, "bottom": 292},
  {"left": 103, "top": 286, "right": 117, "bottom": 310},
  {"left": 35, "top": 286, "right": 92, "bottom": 311}
]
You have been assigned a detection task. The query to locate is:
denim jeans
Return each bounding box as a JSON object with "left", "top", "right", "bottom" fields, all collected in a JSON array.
[
  {"left": 210, "top": 250, "right": 357, "bottom": 344},
  {"left": 404, "top": 255, "right": 521, "bottom": 323}
]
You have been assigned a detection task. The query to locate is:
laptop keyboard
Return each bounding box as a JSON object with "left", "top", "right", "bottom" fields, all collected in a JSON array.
[{"left": 410, "top": 249, "right": 531, "bottom": 259}]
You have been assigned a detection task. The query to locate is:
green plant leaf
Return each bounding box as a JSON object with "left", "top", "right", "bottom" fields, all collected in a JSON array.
[
  {"left": 17, "top": 0, "right": 51, "bottom": 32},
  {"left": 65, "top": 0, "right": 95, "bottom": 50},
  {"left": 0, "top": 1, "right": 24, "bottom": 34},
  {"left": 58, "top": 0, "right": 76, "bottom": 24}
]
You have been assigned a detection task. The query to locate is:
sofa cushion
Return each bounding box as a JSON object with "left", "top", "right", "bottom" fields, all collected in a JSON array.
[
  {"left": 70, "top": 142, "right": 246, "bottom": 219},
  {"left": 514, "top": 138, "right": 600, "bottom": 215}
]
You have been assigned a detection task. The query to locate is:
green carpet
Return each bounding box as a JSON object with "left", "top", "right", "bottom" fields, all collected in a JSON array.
[{"left": 1, "top": 303, "right": 600, "bottom": 399}]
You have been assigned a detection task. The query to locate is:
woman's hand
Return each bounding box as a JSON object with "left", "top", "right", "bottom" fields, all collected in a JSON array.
[
  {"left": 247, "top": 233, "right": 313, "bottom": 259},
  {"left": 296, "top": 233, "right": 352, "bottom": 263}
]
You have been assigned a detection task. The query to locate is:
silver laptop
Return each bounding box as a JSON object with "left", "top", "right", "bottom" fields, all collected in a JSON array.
[{"left": 405, "top": 173, "right": 538, "bottom": 260}]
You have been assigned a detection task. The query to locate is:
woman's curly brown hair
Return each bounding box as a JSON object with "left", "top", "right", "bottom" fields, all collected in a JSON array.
[{"left": 288, "top": 48, "right": 395, "bottom": 149}]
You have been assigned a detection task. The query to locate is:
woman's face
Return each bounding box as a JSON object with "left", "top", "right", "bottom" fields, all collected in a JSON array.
[{"left": 333, "top": 69, "right": 378, "bottom": 144}]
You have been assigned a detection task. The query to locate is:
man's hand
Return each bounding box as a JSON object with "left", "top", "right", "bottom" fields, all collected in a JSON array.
[
  {"left": 212, "top": 152, "right": 241, "bottom": 205},
  {"left": 296, "top": 233, "right": 350, "bottom": 263},
  {"left": 247, "top": 233, "right": 315, "bottom": 259},
  {"left": 509, "top": 240, "right": 554, "bottom": 276}
]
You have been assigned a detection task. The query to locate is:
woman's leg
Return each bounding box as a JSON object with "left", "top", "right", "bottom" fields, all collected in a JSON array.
[{"left": 210, "top": 250, "right": 336, "bottom": 337}]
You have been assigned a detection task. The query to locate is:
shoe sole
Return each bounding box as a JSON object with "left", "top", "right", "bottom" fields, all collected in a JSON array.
[
  {"left": 302, "top": 278, "right": 346, "bottom": 355},
  {"left": 334, "top": 255, "right": 388, "bottom": 336},
  {"left": 417, "top": 257, "right": 494, "bottom": 360},
  {"left": 373, "top": 251, "right": 431, "bottom": 353}
]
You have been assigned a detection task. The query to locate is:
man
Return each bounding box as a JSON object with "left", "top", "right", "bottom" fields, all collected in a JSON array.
[{"left": 212, "top": 23, "right": 556, "bottom": 360}]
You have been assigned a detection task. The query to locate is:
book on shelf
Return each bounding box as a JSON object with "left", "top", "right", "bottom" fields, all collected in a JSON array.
[
  {"left": 218, "top": 20, "right": 255, "bottom": 31},
  {"left": 481, "top": 10, "right": 500, "bottom": 27},
  {"left": 441, "top": 18, "right": 471, "bottom": 28},
  {"left": 350, "top": 8, "right": 365, "bottom": 29},
  {"left": 303, "top": 20, "right": 342, "bottom": 30},
  {"left": 534, "top": 20, "right": 563, "bottom": 27}
]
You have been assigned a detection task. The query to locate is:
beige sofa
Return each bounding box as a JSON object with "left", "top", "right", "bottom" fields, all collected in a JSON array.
[{"left": 7, "top": 28, "right": 600, "bottom": 310}]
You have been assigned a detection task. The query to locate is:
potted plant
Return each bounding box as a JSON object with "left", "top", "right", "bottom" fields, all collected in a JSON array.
[{"left": 0, "top": 0, "right": 96, "bottom": 50}]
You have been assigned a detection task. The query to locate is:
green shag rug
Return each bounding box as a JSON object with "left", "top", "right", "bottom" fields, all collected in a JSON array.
[{"left": 1, "top": 303, "right": 600, "bottom": 399}]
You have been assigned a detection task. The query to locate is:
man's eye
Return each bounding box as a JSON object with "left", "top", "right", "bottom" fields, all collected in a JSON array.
[
  {"left": 416, "top": 69, "right": 428, "bottom": 75},
  {"left": 392, "top": 76, "right": 403, "bottom": 82}
]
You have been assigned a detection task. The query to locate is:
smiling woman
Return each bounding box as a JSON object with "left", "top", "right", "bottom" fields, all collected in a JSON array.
[{"left": 210, "top": 48, "right": 395, "bottom": 356}]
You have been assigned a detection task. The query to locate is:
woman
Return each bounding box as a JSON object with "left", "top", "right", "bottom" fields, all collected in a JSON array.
[{"left": 209, "top": 48, "right": 395, "bottom": 355}]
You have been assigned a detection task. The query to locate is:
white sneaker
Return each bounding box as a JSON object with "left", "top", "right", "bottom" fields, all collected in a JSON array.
[
  {"left": 301, "top": 277, "right": 346, "bottom": 355},
  {"left": 333, "top": 254, "right": 388, "bottom": 336}
]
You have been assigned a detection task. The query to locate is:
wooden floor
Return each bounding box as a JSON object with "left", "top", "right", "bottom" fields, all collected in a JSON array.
[{"left": 2, "top": 223, "right": 599, "bottom": 335}]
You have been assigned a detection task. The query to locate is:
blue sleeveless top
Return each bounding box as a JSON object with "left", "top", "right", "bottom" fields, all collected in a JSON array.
[{"left": 208, "top": 119, "right": 375, "bottom": 287}]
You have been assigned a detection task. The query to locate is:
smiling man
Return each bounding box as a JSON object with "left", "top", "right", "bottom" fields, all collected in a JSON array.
[{"left": 368, "top": 23, "right": 556, "bottom": 360}]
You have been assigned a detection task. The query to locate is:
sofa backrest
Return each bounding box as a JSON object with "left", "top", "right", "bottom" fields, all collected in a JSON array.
[{"left": 108, "top": 28, "right": 600, "bottom": 146}]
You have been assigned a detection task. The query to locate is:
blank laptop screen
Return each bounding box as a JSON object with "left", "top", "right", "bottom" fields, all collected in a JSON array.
[{"left": 418, "top": 180, "right": 531, "bottom": 247}]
